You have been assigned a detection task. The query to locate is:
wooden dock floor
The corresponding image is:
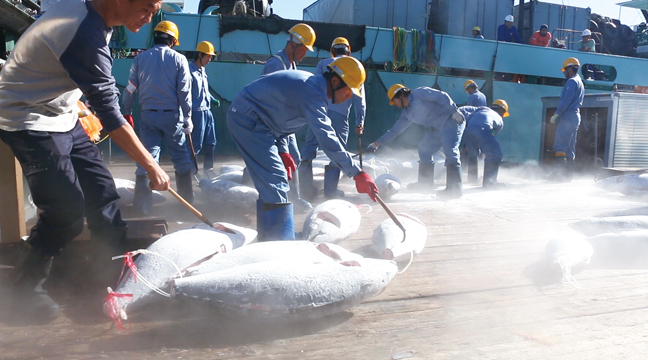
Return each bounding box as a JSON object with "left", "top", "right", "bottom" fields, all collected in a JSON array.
[{"left": 1, "top": 159, "right": 648, "bottom": 360}]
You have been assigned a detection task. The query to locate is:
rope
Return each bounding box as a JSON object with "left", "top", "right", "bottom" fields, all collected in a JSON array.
[
  {"left": 112, "top": 26, "right": 128, "bottom": 50},
  {"left": 411, "top": 29, "right": 420, "bottom": 66},
  {"left": 392, "top": 27, "right": 407, "bottom": 69}
]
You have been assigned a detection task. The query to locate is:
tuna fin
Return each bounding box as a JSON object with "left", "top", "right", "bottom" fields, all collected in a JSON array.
[
  {"left": 316, "top": 243, "right": 343, "bottom": 260},
  {"left": 316, "top": 211, "right": 342, "bottom": 228}
]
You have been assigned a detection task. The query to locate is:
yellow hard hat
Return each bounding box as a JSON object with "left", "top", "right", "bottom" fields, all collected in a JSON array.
[
  {"left": 330, "top": 37, "right": 351, "bottom": 57},
  {"left": 464, "top": 80, "right": 477, "bottom": 91},
  {"left": 195, "top": 41, "right": 215, "bottom": 55},
  {"left": 328, "top": 56, "right": 366, "bottom": 97},
  {"left": 289, "top": 23, "right": 316, "bottom": 52},
  {"left": 387, "top": 84, "right": 407, "bottom": 105},
  {"left": 473, "top": 26, "right": 481, "bottom": 32},
  {"left": 492, "top": 99, "right": 510, "bottom": 117},
  {"left": 154, "top": 20, "right": 180, "bottom": 46},
  {"left": 561, "top": 57, "right": 580, "bottom": 71}
]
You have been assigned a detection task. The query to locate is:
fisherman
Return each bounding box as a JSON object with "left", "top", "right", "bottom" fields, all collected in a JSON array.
[
  {"left": 260, "top": 23, "right": 316, "bottom": 212},
  {"left": 367, "top": 85, "right": 466, "bottom": 199},
  {"left": 497, "top": 15, "right": 522, "bottom": 43},
  {"left": 0, "top": 0, "right": 169, "bottom": 322},
  {"left": 464, "top": 80, "right": 487, "bottom": 106},
  {"left": 529, "top": 24, "right": 551, "bottom": 47},
  {"left": 472, "top": 26, "right": 484, "bottom": 39},
  {"left": 189, "top": 40, "right": 220, "bottom": 180},
  {"left": 548, "top": 57, "right": 584, "bottom": 182},
  {"left": 577, "top": 29, "right": 596, "bottom": 52},
  {"left": 227, "top": 57, "right": 378, "bottom": 241},
  {"left": 461, "top": 100, "right": 510, "bottom": 187},
  {"left": 123, "top": 20, "right": 194, "bottom": 214},
  {"left": 299, "top": 37, "right": 366, "bottom": 200}
]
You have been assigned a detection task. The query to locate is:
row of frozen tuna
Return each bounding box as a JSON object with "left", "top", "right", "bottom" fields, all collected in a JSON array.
[
  {"left": 595, "top": 173, "right": 648, "bottom": 197},
  {"left": 546, "top": 215, "right": 648, "bottom": 287},
  {"left": 103, "top": 215, "right": 426, "bottom": 328}
]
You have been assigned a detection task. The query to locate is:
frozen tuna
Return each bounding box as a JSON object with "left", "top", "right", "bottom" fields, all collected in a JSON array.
[
  {"left": 113, "top": 178, "right": 166, "bottom": 208},
  {"left": 104, "top": 223, "right": 256, "bottom": 320},
  {"left": 596, "top": 173, "right": 648, "bottom": 196},
  {"left": 371, "top": 214, "right": 427, "bottom": 262},
  {"left": 375, "top": 174, "right": 402, "bottom": 199},
  {"left": 171, "top": 257, "right": 398, "bottom": 322},
  {"left": 302, "top": 199, "right": 361, "bottom": 243},
  {"left": 198, "top": 178, "right": 258, "bottom": 213},
  {"left": 214, "top": 170, "right": 244, "bottom": 184},
  {"left": 219, "top": 164, "right": 244, "bottom": 175},
  {"left": 185, "top": 241, "right": 364, "bottom": 276},
  {"left": 569, "top": 216, "right": 648, "bottom": 237}
]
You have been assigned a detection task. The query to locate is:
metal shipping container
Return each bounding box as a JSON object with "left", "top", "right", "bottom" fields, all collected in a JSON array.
[
  {"left": 514, "top": 1, "right": 591, "bottom": 49},
  {"left": 303, "top": 0, "right": 429, "bottom": 31},
  {"left": 427, "top": 0, "right": 514, "bottom": 40},
  {"left": 542, "top": 93, "right": 648, "bottom": 169}
]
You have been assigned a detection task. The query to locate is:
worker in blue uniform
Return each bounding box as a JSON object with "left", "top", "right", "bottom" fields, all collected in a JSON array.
[
  {"left": 549, "top": 57, "right": 584, "bottom": 182},
  {"left": 300, "top": 37, "right": 366, "bottom": 200},
  {"left": 462, "top": 80, "right": 488, "bottom": 183},
  {"left": 368, "top": 85, "right": 466, "bottom": 199},
  {"left": 461, "top": 100, "right": 510, "bottom": 188},
  {"left": 497, "top": 15, "right": 523, "bottom": 43},
  {"left": 227, "top": 57, "right": 378, "bottom": 241},
  {"left": 260, "top": 23, "right": 316, "bottom": 212},
  {"left": 123, "top": 21, "right": 194, "bottom": 214},
  {"left": 464, "top": 80, "right": 487, "bottom": 106},
  {"left": 189, "top": 41, "right": 220, "bottom": 179}
]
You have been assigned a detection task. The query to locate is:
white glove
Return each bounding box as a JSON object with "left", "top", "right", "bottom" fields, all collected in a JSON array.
[
  {"left": 550, "top": 114, "right": 559, "bottom": 124},
  {"left": 182, "top": 118, "right": 193, "bottom": 134},
  {"left": 452, "top": 110, "right": 465, "bottom": 125}
]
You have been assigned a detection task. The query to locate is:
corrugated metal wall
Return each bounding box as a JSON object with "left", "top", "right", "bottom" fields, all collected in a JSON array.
[
  {"left": 303, "top": 0, "right": 429, "bottom": 30},
  {"left": 612, "top": 93, "right": 648, "bottom": 168},
  {"left": 429, "top": 0, "right": 514, "bottom": 40}
]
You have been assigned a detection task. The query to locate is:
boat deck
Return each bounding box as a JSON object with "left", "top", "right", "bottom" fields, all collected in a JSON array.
[{"left": 1, "top": 157, "right": 647, "bottom": 360}]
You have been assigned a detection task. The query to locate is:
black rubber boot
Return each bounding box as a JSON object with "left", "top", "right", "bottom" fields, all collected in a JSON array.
[
  {"left": 437, "top": 165, "right": 463, "bottom": 199},
  {"left": 483, "top": 158, "right": 503, "bottom": 188},
  {"left": 88, "top": 226, "right": 129, "bottom": 288},
  {"left": 548, "top": 155, "right": 568, "bottom": 183},
  {"left": 256, "top": 200, "right": 295, "bottom": 241},
  {"left": 288, "top": 170, "right": 312, "bottom": 213},
  {"left": 565, "top": 158, "right": 575, "bottom": 183},
  {"left": 132, "top": 175, "right": 152, "bottom": 216},
  {"left": 324, "top": 165, "right": 345, "bottom": 199},
  {"left": 298, "top": 160, "right": 318, "bottom": 200},
  {"left": 467, "top": 157, "right": 479, "bottom": 184},
  {"left": 9, "top": 240, "right": 61, "bottom": 323},
  {"left": 408, "top": 162, "right": 435, "bottom": 191},
  {"left": 176, "top": 171, "right": 195, "bottom": 204},
  {"left": 203, "top": 146, "right": 216, "bottom": 179}
]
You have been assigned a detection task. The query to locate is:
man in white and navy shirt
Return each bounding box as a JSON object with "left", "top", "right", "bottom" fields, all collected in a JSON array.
[{"left": 0, "top": 0, "right": 168, "bottom": 322}]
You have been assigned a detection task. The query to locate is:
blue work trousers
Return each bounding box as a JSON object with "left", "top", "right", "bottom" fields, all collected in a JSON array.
[
  {"left": 136, "top": 109, "right": 193, "bottom": 176},
  {"left": 552, "top": 112, "right": 580, "bottom": 160},
  {"left": 0, "top": 122, "right": 126, "bottom": 256},
  {"left": 190, "top": 109, "right": 216, "bottom": 154},
  {"left": 301, "top": 111, "right": 349, "bottom": 164},
  {"left": 419, "top": 117, "right": 465, "bottom": 166},
  {"left": 464, "top": 126, "right": 503, "bottom": 166},
  {"left": 227, "top": 109, "right": 290, "bottom": 203}
]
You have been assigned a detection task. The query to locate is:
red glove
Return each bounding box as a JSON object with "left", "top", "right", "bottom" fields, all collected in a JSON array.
[
  {"left": 124, "top": 115, "right": 135, "bottom": 129},
  {"left": 279, "top": 152, "right": 296, "bottom": 181},
  {"left": 354, "top": 171, "right": 378, "bottom": 202}
]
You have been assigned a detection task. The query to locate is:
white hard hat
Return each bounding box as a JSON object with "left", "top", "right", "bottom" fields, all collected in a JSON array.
[
  {"left": 582, "top": 29, "right": 592, "bottom": 36},
  {"left": 505, "top": 15, "right": 514, "bottom": 22}
]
